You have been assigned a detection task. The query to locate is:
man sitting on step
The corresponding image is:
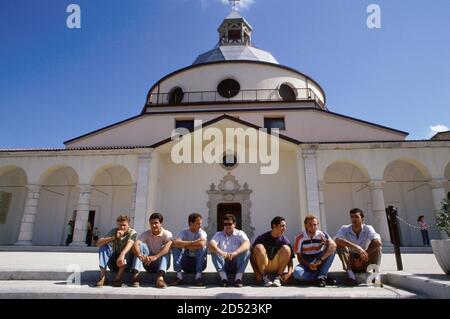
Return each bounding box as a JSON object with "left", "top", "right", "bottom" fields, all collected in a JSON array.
[
  {"left": 171, "top": 212, "right": 208, "bottom": 286},
  {"left": 209, "top": 214, "right": 251, "bottom": 288},
  {"left": 293, "top": 215, "right": 337, "bottom": 287},
  {"left": 95, "top": 215, "right": 137, "bottom": 287},
  {"left": 334, "top": 208, "right": 382, "bottom": 286},
  {"left": 250, "top": 216, "right": 294, "bottom": 287},
  {"left": 131, "top": 213, "right": 173, "bottom": 288}
]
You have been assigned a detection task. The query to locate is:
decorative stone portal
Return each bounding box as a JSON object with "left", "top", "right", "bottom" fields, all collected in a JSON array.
[{"left": 206, "top": 172, "right": 254, "bottom": 239}]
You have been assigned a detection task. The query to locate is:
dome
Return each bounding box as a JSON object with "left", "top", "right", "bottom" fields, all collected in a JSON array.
[{"left": 193, "top": 45, "right": 278, "bottom": 65}]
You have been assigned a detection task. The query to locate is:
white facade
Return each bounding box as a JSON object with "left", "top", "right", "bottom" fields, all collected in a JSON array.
[{"left": 1, "top": 12, "right": 449, "bottom": 247}]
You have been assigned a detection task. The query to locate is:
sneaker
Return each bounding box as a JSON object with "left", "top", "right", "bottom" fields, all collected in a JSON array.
[
  {"left": 272, "top": 276, "right": 282, "bottom": 287},
  {"left": 221, "top": 279, "right": 228, "bottom": 287},
  {"left": 325, "top": 277, "right": 337, "bottom": 286},
  {"left": 262, "top": 275, "right": 273, "bottom": 287},
  {"left": 195, "top": 278, "right": 204, "bottom": 287},
  {"left": 170, "top": 278, "right": 184, "bottom": 286},
  {"left": 316, "top": 278, "right": 326, "bottom": 287},
  {"left": 234, "top": 279, "right": 243, "bottom": 288}
]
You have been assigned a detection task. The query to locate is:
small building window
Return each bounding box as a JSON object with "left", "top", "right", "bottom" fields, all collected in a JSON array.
[
  {"left": 278, "top": 84, "right": 296, "bottom": 101},
  {"left": 175, "top": 119, "right": 194, "bottom": 132},
  {"left": 217, "top": 79, "right": 240, "bottom": 98},
  {"left": 264, "top": 117, "right": 286, "bottom": 131},
  {"left": 168, "top": 87, "right": 184, "bottom": 105}
]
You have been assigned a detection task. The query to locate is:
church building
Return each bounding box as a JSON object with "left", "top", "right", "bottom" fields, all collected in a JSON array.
[{"left": 1, "top": 7, "right": 449, "bottom": 248}]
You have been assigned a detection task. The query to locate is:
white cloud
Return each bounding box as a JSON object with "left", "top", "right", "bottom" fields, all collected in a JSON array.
[
  {"left": 428, "top": 124, "right": 449, "bottom": 138},
  {"left": 220, "top": 0, "right": 255, "bottom": 10}
]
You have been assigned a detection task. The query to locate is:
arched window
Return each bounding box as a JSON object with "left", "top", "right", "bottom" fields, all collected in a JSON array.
[
  {"left": 278, "top": 84, "right": 296, "bottom": 101},
  {"left": 217, "top": 79, "right": 240, "bottom": 98},
  {"left": 168, "top": 87, "right": 184, "bottom": 104}
]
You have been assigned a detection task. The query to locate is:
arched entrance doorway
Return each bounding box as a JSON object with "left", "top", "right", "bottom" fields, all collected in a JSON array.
[{"left": 217, "top": 203, "right": 242, "bottom": 231}]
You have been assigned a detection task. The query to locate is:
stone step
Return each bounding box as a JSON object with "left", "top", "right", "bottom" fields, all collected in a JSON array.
[
  {"left": 0, "top": 269, "right": 376, "bottom": 286},
  {"left": 0, "top": 280, "right": 419, "bottom": 299}
]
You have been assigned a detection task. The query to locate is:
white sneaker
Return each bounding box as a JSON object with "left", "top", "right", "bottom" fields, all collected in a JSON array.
[
  {"left": 262, "top": 275, "right": 273, "bottom": 287},
  {"left": 272, "top": 276, "right": 282, "bottom": 287}
]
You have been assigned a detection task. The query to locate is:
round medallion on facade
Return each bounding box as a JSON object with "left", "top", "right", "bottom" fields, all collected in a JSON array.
[
  {"left": 217, "top": 79, "right": 240, "bottom": 98},
  {"left": 221, "top": 153, "right": 238, "bottom": 170}
]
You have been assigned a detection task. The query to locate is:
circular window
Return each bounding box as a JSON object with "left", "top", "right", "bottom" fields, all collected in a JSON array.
[
  {"left": 278, "top": 84, "right": 296, "bottom": 101},
  {"left": 221, "top": 153, "right": 238, "bottom": 170},
  {"left": 168, "top": 87, "right": 184, "bottom": 104},
  {"left": 217, "top": 79, "right": 240, "bottom": 98}
]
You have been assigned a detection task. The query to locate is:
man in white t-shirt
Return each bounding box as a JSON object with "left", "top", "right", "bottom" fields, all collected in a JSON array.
[
  {"left": 209, "top": 214, "right": 251, "bottom": 288},
  {"left": 171, "top": 212, "right": 207, "bottom": 286},
  {"left": 334, "top": 208, "right": 382, "bottom": 286},
  {"left": 131, "top": 213, "right": 173, "bottom": 288}
]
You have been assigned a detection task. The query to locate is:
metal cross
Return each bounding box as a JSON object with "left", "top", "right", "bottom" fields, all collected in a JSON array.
[{"left": 229, "top": 0, "right": 240, "bottom": 12}]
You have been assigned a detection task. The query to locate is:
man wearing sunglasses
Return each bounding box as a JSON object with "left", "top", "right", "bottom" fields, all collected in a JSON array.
[{"left": 209, "top": 214, "right": 251, "bottom": 287}]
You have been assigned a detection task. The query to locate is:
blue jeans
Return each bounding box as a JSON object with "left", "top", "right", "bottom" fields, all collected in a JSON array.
[
  {"left": 172, "top": 247, "right": 207, "bottom": 273},
  {"left": 98, "top": 243, "right": 134, "bottom": 272},
  {"left": 132, "top": 243, "right": 171, "bottom": 273},
  {"left": 293, "top": 251, "right": 335, "bottom": 281},
  {"left": 421, "top": 229, "right": 430, "bottom": 246},
  {"left": 211, "top": 250, "right": 250, "bottom": 275}
]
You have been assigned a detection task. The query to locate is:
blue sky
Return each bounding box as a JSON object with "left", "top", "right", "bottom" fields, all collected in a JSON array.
[{"left": 0, "top": 0, "right": 449, "bottom": 148}]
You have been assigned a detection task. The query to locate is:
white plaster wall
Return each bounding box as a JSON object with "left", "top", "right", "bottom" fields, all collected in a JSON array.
[
  {"left": 0, "top": 170, "right": 26, "bottom": 244},
  {"left": 383, "top": 161, "right": 437, "bottom": 246},
  {"left": 34, "top": 169, "right": 78, "bottom": 245},
  {"left": 150, "top": 63, "right": 324, "bottom": 104},
  {"left": 67, "top": 109, "right": 405, "bottom": 148},
  {"left": 156, "top": 150, "right": 301, "bottom": 243},
  {"left": 90, "top": 167, "right": 133, "bottom": 237},
  {"left": 323, "top": 163, "right": 372, "bottom": 237}
]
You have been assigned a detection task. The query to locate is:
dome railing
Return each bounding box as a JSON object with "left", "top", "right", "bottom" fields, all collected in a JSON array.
[{"left": 147, "top": 87, "right": 324, "bottom": 108}]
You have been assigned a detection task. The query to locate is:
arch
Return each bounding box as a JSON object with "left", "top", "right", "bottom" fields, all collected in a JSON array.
[
  {"left": 383, "top": 157, "right": 432, "bottom": 181},
  {"left": 322, "top": 159, "right": 370, "bottom": 182},
  {"left": 0, "top": 166, "right": 28, "bottom": 245},
  {"left": 34, "top": 166, "right": 80, "bottom": 245},
  {"left": 322, "top": 161, "right": 371, "bottom": 237},
  {"left": 89, "top": 164, "right": 134, "bottom": 241},
  {"left": 383, "top": 158, "right": 435, "bottom": 246},
  {"left": 89, "top": 164, "right": 133, "bottom": 186},
  {"left": 38, "top": 164, "right": 79, "bottom": 185}
]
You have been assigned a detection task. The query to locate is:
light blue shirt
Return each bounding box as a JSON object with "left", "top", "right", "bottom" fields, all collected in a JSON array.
[
  {"left": 334, "top": 224, "right": 381, "bottom": 250},
  {"left": 176, "top": 228, "right": 207, "bottom": 257}
]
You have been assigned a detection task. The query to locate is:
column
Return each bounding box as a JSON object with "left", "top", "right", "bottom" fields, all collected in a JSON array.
[
  {"left": 134, "top": 153, "right": 152, "bottom": 235},
  {"left": 129, "top": 183, "right": 137, "bottom": 228},
  {"left": 70, "top": 184, "right": 92, "bottom": 246},
  {"left": 369, "top": 180, "right": 391, "bottom": 245},
  {"left": 15, "top": 185, "right": 42, "bottom": 245},
  {"left": 302, "top": 149, "right": 320, "bottom": 216},
  {"left": 318, "top": 181, "right": 328, "bottom": 232},
  {"left": 430, "top": 179, "right": 448, "bottom": 239}
]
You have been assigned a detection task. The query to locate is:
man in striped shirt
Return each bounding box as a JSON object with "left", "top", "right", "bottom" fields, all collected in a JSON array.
[{"left": 293, "top": 215, "right": 336, "bottom": 287}]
